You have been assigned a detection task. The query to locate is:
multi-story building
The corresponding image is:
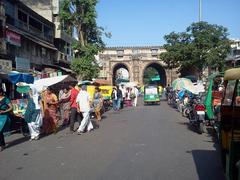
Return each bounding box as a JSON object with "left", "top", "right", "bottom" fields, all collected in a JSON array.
[
  {"left": 1, "top": 0, "right": 57, "bottom": 73},
  {"left": 20, "top": 0, "right": 75, "bottom": 67},
  {"left": 225, "top": 39, "right": 240, "bottom": 67}
]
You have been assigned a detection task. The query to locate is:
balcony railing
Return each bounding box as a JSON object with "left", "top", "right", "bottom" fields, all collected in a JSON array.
[{"left": 7, "top": 18, "right": 54, "bottom": 44}]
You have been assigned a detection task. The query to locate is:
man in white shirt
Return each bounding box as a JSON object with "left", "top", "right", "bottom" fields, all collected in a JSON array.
[{"left": 76, "top": 85, "right": 93, "bottom": 135}]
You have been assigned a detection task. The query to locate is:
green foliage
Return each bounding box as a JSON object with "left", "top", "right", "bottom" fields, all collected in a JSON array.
[
  {"left": 59, "top": 0, "right": 110, "bottom": 80},
  {"left": 143, "top": 67, "right": 158, "bottom": 84},
  {"left": 71, "top": 55, "right": 99, "bottom": 80},
  {"left": 160, "top": 22, "right": 231, "bottom": 74}
]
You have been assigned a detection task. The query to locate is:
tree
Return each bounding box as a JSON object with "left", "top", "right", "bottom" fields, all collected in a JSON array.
[
  {"left": 71, "top": 56, "right": 99, "bottom": 80},
  {"left": 143, "top": 67, "right": 158, "bottom": 84},
  {"left": 160, "top": 22, "right": 231, "bottom": 77},
  {"left": 59, "top": 0, "right": 110, "bottom": 80}
]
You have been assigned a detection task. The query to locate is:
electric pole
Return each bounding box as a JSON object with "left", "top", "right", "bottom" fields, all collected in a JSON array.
[{"left": 199, "top": 0, "right": 202, "bottom": 22}]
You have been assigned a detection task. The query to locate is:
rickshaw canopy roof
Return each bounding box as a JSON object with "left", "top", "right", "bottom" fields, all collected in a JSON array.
[{"left": 224, "top": 68, "right": 240, "bottom": 81}]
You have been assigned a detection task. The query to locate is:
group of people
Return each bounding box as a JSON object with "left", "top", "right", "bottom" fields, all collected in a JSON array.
[
  {"left": 0, "top": 84, "right": 104, "bottom": 151},
  {"left": 0, "top": 83, "right": 141, "bottom": 152},
  {"left": 111, "top": 84, "right": 139, "bottom": 111}
]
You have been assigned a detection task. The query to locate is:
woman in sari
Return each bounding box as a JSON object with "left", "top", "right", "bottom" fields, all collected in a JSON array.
[
  {"left": 0, "top": 88, "right": 12, "bottom": 151},
  {"left": 59, "top": 88, "right": 71, "bottom": 126},
  {"left": 42, "top": 87, "right": 58, "bottom": 134}
]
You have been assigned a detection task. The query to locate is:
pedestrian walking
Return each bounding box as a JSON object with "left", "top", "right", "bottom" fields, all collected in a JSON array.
[
  {"left": 59, "top": 88, "right": 71, "bottom": 126},
  {"left": 111, "top": 87, "right": 118, "bottom": 110},
  {"left": 60, "top": 84, "right": 82, "bottom": 134},
  {"left": 125, "top": 87, "right": 132, "bottom": 107},
  {"left": 133, "top": 86, "right": 139, "bottom": 107},
  {"left": 0, "top": 88, "right": 12, "bottom": 151},
  {"left": 42, "top": 87, "right": 58, "bottom": 134},
  {"left": 93, "top": 87, "right": 103, "bottom": 122},
  {"left": 24, "top": 86, "right": 43, "bottom": 141},
  {"left": 119, "top": 84, "right": 126, "bottom": 109},
  {"left": 116, "top": 86, "right": 123, "bottom": 110},
  {"left": 76, "top": 85, "right": 93, "bottom": 135}
]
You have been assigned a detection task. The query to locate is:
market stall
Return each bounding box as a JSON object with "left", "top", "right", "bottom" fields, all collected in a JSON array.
[{"left": 33, "top": 75, "right": 77, "bottom": 92}]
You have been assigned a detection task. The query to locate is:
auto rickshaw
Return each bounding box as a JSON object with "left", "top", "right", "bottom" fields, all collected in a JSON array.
[
  {"left": 87, "top": 85, "right": 96, "bottom": 102},
  {"left": 219, "top": 67, "right": 240, "bottom": 180},
  {"left": 143, "top": 85, "right": 160, "bottom": 105}
]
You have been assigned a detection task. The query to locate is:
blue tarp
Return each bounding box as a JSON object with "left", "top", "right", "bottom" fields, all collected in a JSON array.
[{"left": 8, "top": 73, "right": 34, "bottom": 84}]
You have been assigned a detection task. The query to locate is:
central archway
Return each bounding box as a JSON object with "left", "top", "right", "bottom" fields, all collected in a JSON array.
[
  {"left": 112, "top": 63, "right": 130, "bottom": 85},
  {"left": 143, "top": 63, "right": 166, "bottom": 86}
]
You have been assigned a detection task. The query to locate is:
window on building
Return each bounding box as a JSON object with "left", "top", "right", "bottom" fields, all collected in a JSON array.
[
  {"left": 4, "top": 0, "right": 15, "bottom": 17},
  {"left": 151, "top": 49, "right": 158, "bottom": 54},
  {"left": 18, "top": 10, "right": 27, "bottom": 23},
  {"left": 35, "top": 46, "right": 39, "bottom": 57},
  {"left": 117, "top": 50, "right": 124, "bottom": 58},
  {"left": 31, "top": 44, "right": 36, "bottom": 56},
  {"left": 44, "top": 25, "right": 53, "bottom": 38},
  {"left": 42, "top": 48, "right": 46, "bottom": 56},
  {"left": 39, "top": 47, "right": 42, "bottom": 58},
  {"left": 132, "top": 49, "right": 139, "bottom": 54},
  {"left": 29, "top": 17, "right": 42, "bottom": 32},
  {"left": 233, "top": 49, "right": 240, "bottom": 56},
  {"left": 0, "top": 20, "right": 3, "bottom": 38}
]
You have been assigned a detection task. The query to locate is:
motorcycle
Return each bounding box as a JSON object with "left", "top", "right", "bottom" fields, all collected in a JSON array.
[{"left": 187, "top": 96, "right": 206, "bottom": 134}]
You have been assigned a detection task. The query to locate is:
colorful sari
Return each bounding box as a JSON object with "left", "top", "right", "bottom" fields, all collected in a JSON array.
[
  {"left": 42, "top": 92, "right": 58, "bottom": 134},
  {"left": 59, "top": 92, "right": 71, "bottom": 125}
]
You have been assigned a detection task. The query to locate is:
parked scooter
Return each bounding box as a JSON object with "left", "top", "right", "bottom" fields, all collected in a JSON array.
[{"left": 187, "top": 95, "right": 206, "bottom": 134}]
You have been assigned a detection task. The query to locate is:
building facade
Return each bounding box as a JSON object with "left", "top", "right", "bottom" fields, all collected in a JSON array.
[
  {"left": 98, "top": 46, "right": 178, "bottom": 86},
  {"left": 20, "top": 0, "right": 75, "bottom": 66},
  {"left": 1, "top": 0, "right": 57, "bottom": 73},
  {"left": 225, "top": 39, "right": 240, "bottom": 67}
]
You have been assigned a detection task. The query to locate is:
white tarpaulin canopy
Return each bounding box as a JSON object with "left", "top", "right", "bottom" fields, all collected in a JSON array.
[{"left": 33, "top": 75, "right": 77, "bottom": 92}]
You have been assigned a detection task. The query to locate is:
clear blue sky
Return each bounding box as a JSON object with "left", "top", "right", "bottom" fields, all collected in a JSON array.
[{"left": 96, "top": 0, "right": 240, "bottom": 47}]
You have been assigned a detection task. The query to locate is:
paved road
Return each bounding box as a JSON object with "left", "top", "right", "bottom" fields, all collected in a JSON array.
[{"left": 0, "top": 99, "right": 225, "bottom": 180}]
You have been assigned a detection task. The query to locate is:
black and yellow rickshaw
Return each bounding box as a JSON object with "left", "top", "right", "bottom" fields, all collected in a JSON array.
[{"left": 219, "top": 67, "right": 240, "bottom": 180}]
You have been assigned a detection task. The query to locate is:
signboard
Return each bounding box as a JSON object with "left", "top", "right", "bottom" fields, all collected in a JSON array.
[
  {"left": 6, "top": 30, "right": 21, "bottom": 47},
  {"left": 151, "top": 75, "right": 160, "bottom": 81},
  {"left": 0, "top": 59, "right": 12, "bottom": 72},
  {"left": 15, "top": 57, "right": 30, "bottom": 71}
]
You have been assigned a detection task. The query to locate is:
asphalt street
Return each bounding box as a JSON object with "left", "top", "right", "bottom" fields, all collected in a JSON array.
[{"left": 0, "top": 99, "right": 225, "bottom": 180}]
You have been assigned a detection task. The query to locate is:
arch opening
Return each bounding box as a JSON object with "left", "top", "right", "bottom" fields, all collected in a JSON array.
[
  {"left": 112, "top": 63, "right": 130, "bottom": 85},
  {"left": 143, "top": 63, "right": 166, "bottom": 87}
]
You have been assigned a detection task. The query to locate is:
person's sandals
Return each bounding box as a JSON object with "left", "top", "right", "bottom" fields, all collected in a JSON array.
[{"left": 77, "top": 131, "right": 84, "bottom": 135}]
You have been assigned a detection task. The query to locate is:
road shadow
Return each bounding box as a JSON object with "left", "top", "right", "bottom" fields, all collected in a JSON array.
[
  {"left": 191, "top": 149, "right": 226, "bottom": 180},
  {"left": 184, "top": 128, "right": 226, "bottom": 180},
  {"left": 177, "top": 121, "right": 215, "bottom": 135},
  {"left": 6, "top": 136, "right": 29, "bottom": 149}
]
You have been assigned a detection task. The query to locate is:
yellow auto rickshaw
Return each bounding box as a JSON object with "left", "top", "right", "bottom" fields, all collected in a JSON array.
[
  {"left": 99, "top": 85, "right": 113, "bottom": 111},
  {"left": 87, "top": 85, "right": 96, "bottom": 102},
  {"left": 219, "top": 67, "right": 240, "bottom": 180}
]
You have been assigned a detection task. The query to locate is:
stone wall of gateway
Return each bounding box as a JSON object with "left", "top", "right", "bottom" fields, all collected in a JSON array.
[{"left": 99, "top": 47, "right": 179, "bottom": 86}]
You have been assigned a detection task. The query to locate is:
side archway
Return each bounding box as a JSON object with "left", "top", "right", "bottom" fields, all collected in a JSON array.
[
  {"left": 142, "top": 62, "right": 167, "bottom": 87},
  {"left": 112, "top": 63, "right": 130, "bottom": 85}
]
